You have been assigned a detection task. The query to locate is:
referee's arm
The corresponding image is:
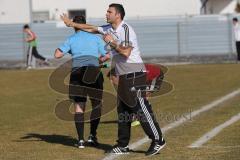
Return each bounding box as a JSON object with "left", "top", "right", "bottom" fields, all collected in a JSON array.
[{"left": 54, "top": 49, "right": 64, "bottom": 59}]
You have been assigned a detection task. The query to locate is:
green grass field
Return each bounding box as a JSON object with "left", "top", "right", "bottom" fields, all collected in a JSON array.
[{"left": 0, "top": 63, "right": 240, "bottom": 160}]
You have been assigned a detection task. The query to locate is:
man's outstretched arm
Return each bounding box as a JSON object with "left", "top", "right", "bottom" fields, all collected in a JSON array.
[{"left": 60, "top": 13, "right": 99, "bottom": 33}]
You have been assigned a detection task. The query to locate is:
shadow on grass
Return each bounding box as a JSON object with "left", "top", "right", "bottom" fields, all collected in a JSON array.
[{"left": 16, "top": 133, "right": 112, "bottom": 152}]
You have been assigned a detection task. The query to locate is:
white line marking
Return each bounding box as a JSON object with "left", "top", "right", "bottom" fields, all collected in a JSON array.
[
  {"left": 196, "top": 145, "right": 240, "bottom": 149},
  {"left": 102, "top": 88, "right": 240, "bottom": 160},
  {"left": 189, "top": 112, "right": 240, "bottom": 148}
]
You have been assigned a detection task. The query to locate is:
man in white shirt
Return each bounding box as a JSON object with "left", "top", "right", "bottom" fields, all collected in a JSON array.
[
  {"left": 61, "top": 3, "right": 166, "bottom": 156},
  {"left": 233, "top": 17, "right": 240, "bottom": 61}
]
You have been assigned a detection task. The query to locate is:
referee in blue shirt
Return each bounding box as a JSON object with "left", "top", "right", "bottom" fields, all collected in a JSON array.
[{"left": 54, "top": 16, "right": 108, "bottom": 148}]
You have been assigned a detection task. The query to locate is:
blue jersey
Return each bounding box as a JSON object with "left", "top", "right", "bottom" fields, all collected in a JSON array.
[{"left": 58, "top": 31, "right": 107, "bottom": 68}]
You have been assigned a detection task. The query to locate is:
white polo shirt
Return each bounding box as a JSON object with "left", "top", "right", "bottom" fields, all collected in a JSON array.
[
  {"left": 234, "top": 23, "right": 240, "bottom": 42},
  {"left": 98, "top": 21, "right": 145, "bottom": 75}
]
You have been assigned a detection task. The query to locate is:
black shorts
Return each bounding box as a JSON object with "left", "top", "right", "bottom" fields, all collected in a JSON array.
[{"left": 69, "top": 66, "right": 104, "bottom": 103}]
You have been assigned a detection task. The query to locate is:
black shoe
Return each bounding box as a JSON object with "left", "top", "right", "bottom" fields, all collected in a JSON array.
[
  {"left": 145, "top": 138, "right": 166, "bottom": 156},
  {"left": 76, "top": 140, "right": 85, "bottom": 149},
  {"left": 87, "top": 135, "right": 99, "bottom": 146},
  {"left": 109, "top": 145, "right": 130, "bottom": 154},
  {"left": 42, "top": 61, "right": 50, "bottom": 66}
]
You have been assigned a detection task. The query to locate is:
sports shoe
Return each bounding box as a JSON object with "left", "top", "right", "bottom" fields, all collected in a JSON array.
[
  {"left": 26, "top": 66, "right": 32, "bottom": 70},
  {"left": 131, "top": 120, "right": 140, "bottom": 127},
  {"left": 76, "top": 140, "right": 85, "bottom": 149},
  {"left": 145, "top": 138, "right": 166, "bottom": 156},
  {"left": 87, "top": 134, "right": 99, "bottom": 146},
  {"left": 109, "top": 145, "right": 130, "bottom": 154},
  {"left": 43, "top": 60, "right": 50, "bottom": 66}
]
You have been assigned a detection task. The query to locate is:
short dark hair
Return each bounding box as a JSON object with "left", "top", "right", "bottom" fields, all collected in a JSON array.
[
  {"left": 23, "top": 24, "right": 30, "bottom": 29},
  {"left": 233, "top": 17, "right": 238, "bottom": 22},
  {"left": 109, "top": 3, "right": 125, "bottom": 20},
  {"left": 73, "top": 15, "right": 86, "bottom": 24}
]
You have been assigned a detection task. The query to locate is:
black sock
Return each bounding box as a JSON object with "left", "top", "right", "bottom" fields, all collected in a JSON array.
[
  {"left": 90, "top": 118, "right": 100, "bottom": 137},
  {"left": 74, "top": 113, "right": 84, "bottom": 140},
  {"left": 90, "top": 104, "right": 101, "bottom": 137}
]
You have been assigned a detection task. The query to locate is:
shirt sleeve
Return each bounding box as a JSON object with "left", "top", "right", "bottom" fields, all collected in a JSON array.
[
  {"left": 122, "top": 25, "right": 136, "bottom": 48},
  {"left": 58, "top": 37, "right": 71, "bottom": 55},
  {"left": 97, "top": 24, "right": 111, "bottom": 34},
  {"left": 97, "top": 36, "right": 107, "bottom": 56},
  {"left": 97, "top": 27, "right": 105, "bottom": 35}
]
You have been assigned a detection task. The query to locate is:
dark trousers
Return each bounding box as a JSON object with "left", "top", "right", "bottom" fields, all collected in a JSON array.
[
  {"left": 117, "top": 72, "right": 163, "bottom": 147},
  {"left": 27, "top": 46, "right": 46, "bottom": 66},
  {"left": 236, "top": 42, "right": 240, "bottom": 61}
]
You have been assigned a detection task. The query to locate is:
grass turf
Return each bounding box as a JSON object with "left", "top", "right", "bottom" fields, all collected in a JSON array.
[{"left": 0, "top": 63, "right": 240, "bottom": 160}]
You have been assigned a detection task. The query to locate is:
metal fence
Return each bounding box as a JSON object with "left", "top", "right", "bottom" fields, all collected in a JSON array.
[{"left": 0, "top": 14, "right": 238, "bottom": 62}]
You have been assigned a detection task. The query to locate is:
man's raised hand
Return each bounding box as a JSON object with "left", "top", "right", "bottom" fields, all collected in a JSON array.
[{"left": 60, "top": 13, "right": 73, "bottom": 27}]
